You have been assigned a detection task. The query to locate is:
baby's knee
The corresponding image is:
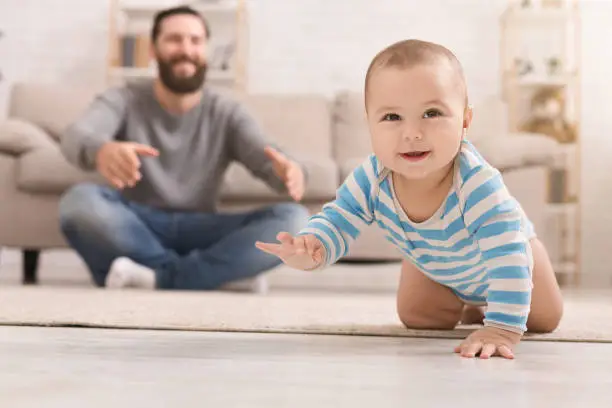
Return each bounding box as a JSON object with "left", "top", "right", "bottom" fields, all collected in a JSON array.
[{"left": 398, "top": 305, "right": 460, "bottom": 330}]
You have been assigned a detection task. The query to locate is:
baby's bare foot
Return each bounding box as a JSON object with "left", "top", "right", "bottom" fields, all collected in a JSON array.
[{"left": 460, "top": 305, "right": 485, "bottom": 325}]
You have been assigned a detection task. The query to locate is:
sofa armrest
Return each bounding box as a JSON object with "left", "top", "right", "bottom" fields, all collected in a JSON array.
[
  {"left": 0, "top": 119, "right": 57, "bottom": 156},
  {"left": 473, "top": 132, "right": 561, "bottom": 171}
]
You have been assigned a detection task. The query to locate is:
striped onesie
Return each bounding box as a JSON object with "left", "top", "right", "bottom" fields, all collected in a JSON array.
[{"left": 300, "top": 140, "right": 535, "bottom": 334}]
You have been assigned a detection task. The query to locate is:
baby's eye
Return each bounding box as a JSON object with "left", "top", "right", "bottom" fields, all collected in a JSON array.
[
  {"left": 381, "top": 113, "right": 401, "bottom": 121},
  {"left": 423, "top": 109, "right": 443, "bottom": 118}
]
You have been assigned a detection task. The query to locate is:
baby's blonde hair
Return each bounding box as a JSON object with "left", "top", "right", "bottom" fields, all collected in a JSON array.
[{"left": 364, "top": 39, "right": 468, "bottom": 109}]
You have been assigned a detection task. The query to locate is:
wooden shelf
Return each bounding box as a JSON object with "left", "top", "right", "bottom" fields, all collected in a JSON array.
[
  {"left": 548, "top": 201, "right": 578, "bottom": 214},
  {"left": 120, "top": 2, "right": 239, "bottom": 22},
  {"left": 500, "top": 0, "right": 582, "bottom": 286},
  {"left": 504, "top": 71, "right": 576, "bottom": 87},
  {"left": 501, "top": 5, "right": 575, "bottom": 25}
]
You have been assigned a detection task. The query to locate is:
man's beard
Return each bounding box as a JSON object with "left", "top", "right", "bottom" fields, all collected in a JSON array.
[{"left": 156, "top": 55, "right": 207, "bottom": 94}]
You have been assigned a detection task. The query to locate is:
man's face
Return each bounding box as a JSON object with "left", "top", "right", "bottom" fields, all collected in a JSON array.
[{"left": 153, "top": 14, "right": 208, "bottom": 94}]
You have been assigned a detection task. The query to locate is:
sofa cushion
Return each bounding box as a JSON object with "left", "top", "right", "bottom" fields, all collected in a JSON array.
[
  {"left": 220, "top": 157, "right": 338, "bottom": 202},
  {"left": 473, "top": 132, "right": 560, "bottom": 171},
  {"left": 8, "top": 83, "right": 102, "bottom": 142},
  {"left": 332, "top": 91, "right": 373, "bottom": 163},
  {"left": 0, "top": 119, "right": 57, "bottom": 155},
  {"left": 16, "top": 146, "right": 104, "bottom": 194},
  {"left": 234, "top": 93, "right": 334, "bottom": 160}
]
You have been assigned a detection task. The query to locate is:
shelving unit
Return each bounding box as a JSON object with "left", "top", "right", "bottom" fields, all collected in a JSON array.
[
  {"left": 106, "top": 0, "right": 249, "bottom": 91},
  {"left": 500, "top": 0, "right": 582, "bottom": 285}
]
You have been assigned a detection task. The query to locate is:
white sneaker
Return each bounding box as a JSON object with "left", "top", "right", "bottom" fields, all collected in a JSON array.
[{"left": 105, "top": 257, "right": 156, "bottom": 290}]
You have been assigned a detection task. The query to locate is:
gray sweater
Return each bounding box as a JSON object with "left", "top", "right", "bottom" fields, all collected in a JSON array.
[{"left": 61, "top": 80, "right": 293, "bottom": 212}]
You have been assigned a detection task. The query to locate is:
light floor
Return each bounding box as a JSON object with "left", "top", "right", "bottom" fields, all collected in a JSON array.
[
  {"left": 1, "top": 326, "right": 611, "bottom": 408},
  {"left": 2, "top": 249, "right": 612, "bottom": 407}
]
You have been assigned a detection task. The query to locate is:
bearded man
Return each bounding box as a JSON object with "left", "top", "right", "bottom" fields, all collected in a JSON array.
[{"left": 58, "top": 6, "right": 309, "bottom": 292}]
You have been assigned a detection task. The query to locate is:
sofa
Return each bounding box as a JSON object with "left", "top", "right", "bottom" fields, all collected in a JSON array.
[{"left": 0, "top": 82, "right": 564, "bottom": 284}]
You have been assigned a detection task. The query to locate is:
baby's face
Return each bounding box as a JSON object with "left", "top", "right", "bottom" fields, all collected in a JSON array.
[{"left": 366, "top": 62, "right": 471, "bottom": 180}]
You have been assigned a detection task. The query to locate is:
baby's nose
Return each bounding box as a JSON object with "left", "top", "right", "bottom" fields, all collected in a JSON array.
[{"left": 401, "top": 128, "right": 424, "bottom": 141}]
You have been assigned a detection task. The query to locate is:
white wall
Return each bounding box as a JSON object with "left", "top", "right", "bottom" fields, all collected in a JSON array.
[
  {"left": 247, "top": 0, "right": 506, "bottom": 103},
  {"left": 0, "top": 0, "right": 109, "bottom": 116},
  {"left": 575, "top": 0, "right": 612, "bottom": 286},
  {"left": 0, "top": 0, "right": 610, "bottom": 286}
]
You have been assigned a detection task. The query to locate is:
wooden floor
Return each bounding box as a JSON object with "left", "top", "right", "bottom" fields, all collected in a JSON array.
[
  {"left": 2, "top": 249, "right": 612, "bottom": 407},
  {"left": 1, "top": 326, "right": 611, "bottom": 407}
]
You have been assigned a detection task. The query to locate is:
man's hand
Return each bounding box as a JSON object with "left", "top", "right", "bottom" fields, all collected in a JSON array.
[
  {"left": 454, "top": 326, "right": 522, "bottom": 359},
  {"left": 264, "top": 146, "right": 305, "bottom": 202},
  {"left": 96, "top": 142, "right": 159, "bottom": 189},
  {"left": 256, "top": 232, "right": 324, "bottom": 271}
]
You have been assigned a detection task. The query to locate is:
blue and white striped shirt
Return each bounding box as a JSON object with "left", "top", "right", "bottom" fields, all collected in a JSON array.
[{"left": 300, "top": 140, "right": 535, "bottom": 334}]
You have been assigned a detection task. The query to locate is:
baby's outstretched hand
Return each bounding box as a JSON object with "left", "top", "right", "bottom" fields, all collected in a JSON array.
[
  {"left": 454, "top": 326, "right": 521, "bottom": 359},
  {"left": 255, "top": 232, "right": 325, "bottom": 271}
]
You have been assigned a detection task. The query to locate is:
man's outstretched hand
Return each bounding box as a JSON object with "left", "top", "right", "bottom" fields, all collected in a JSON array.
[
  {"left": 256, "top": 232, "right": 324, "bottom": 271},
  {"left": 264, "top": 146, "right": 305, "bottom": 202},
  {"left": 96, "top": 141, "right": 159, "bottom": 189}
]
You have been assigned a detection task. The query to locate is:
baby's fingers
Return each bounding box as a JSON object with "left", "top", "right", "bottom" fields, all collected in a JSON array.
[
  {"left": 462, "top": 341, "right": 483, "bottom": 358},
  {"left": 497, "top": 345, "right": 515, "bottom": 360},
  {"left": 255, "top": 241, "right": 284, "bottom": 256},
  {"left": 276, "top": 232, "right": 294, "bottom": 245},
  {"left": 275, "top": 232, "right": 303, "bottom": 254},
  {"left": 479, "top": 344, "right": 497, "bottom": 359}
]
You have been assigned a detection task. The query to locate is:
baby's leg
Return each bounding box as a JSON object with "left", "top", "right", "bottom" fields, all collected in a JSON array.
[
  {"left": 396, "top": 260, "right": 464, "bottom": 330},
  {"left": 460, "top": 305, "right": 485, "bottom": 325},
  {"left": 525, "top": 238, "right": 564, "bottom": 333}
]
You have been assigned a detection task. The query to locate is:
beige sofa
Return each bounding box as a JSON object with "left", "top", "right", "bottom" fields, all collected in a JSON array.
[{"left": 0, "top": 82, "right": 562, "bottom": 284}]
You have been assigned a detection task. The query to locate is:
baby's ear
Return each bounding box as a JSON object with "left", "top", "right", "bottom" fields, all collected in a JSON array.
[
  {"left": 461, "top": 105, "right": 473, "bottom": 139},
  {"left": 463, "top": 105, "right": 474, "bottom": 129}
]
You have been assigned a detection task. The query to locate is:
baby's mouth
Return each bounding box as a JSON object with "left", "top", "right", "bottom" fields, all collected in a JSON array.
[{"left": 400, "top": 151, "right": 431, "bottom": 161}]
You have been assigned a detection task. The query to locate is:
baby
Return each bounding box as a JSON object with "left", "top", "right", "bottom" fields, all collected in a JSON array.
[{"left": 256, "top": 39, "right": 563, "bottom": 359}]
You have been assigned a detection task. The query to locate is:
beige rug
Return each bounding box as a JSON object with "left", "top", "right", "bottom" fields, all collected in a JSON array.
[{"left": 0, "top": 287, "right": 610, "bottom": 343}]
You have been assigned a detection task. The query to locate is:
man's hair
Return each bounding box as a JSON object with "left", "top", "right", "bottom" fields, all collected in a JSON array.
[
  {"left": 364, "top": 39, "right": 468, "bottom": 106},
  {"left": 151, "top": 6, "right": 211, "bottom": 43}
]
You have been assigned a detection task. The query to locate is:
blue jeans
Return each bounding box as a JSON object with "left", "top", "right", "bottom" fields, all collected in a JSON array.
[{"left": 58, "top": 183, "right": 309, "bottom": 290}]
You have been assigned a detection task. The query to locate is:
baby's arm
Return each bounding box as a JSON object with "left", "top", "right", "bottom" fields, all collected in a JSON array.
[
  {"left": 298, "top": 155, "right": 379, "bottom": 269},
  {"left": 472, "top": 212, "right": 532, "bottom": 334},
  {"left": 462, "top": 169, "right": 532, "bottom": 335},
  {"left": 256, "top": 156, "right": 379, "bottom": 269}
]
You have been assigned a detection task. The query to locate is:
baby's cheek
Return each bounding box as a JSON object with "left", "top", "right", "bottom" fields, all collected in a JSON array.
[
  {"left": 370, "top": 138, "right": 396, "bottom": 167},
  {"left": 433, "top": 133, "right": 462, "bottom": 162},
  {"left": 371, "top": 136, "right": 391, "bottom": 153}
]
